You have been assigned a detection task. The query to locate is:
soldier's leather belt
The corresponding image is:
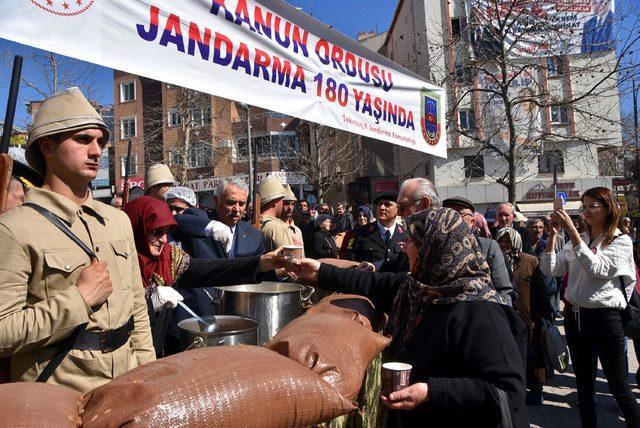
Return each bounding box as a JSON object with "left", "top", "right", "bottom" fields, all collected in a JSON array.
[{"left": 72, "top": 316, "right": 134, "bottom": 353}]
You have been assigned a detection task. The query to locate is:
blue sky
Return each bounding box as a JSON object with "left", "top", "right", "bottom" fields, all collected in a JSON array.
[{"left": 0, "top": 0, "right": 637, "bottom": 127}]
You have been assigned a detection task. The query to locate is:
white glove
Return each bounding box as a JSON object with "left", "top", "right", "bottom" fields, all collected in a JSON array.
[
  {"left": 151, "top": 286, "right": 184, "bottom": 312},
  {"left": 205, "top": 220, "right": 233, "bottom": 251}
]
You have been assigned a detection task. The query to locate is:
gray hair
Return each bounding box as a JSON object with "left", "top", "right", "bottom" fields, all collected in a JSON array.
[
  {"left": 215, "top": 177, "right": 249, "bottom": 199},
  {"left": 110, "top": 195, "right": 123, "bottom": 207},
  {"left": 402, "top": 177, "right": 442, "bottom": 208},
  {"left": 497, "top": 202, "right": 515, "bottom": 214}
]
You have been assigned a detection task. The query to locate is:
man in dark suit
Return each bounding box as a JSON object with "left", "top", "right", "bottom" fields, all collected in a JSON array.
[
  {"left": 170, "top": 178, "right": 265, "bottom": 326},
  {"left": 353, "top": 191, "right": 408, "bottom": 273},
  {"left": 581, "top": 0, "right": 614, "bottom": 53}
]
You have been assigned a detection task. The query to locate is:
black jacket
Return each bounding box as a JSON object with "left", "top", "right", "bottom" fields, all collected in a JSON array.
[
  {"left": 353, "top": 221, "right": 408, "bottom": 271},
  {"left": 317, "top": 264, "right": 528, "bottom": 428},
  {"left": 312, "top": 230, "right": 338, "bottom": 258},
  {"left": 476, "top": 236, "right": 516, "bottom": 304},
  {"left": 150, "top": 256, "right": 261, "bottom": 357}
]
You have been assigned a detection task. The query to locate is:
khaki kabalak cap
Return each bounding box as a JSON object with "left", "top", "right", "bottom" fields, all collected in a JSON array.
[
  {"left": 258, "top": 177, "right": 285, "bottom": 205},
  {"left": 145, "top": 163, "right": 175, "bottom": 190},
  {"left": 26, "top": 87, "right": 110, "bottom": 177},
  {"left": 283, "top": 184, "right": 297, "bottom": 202}
]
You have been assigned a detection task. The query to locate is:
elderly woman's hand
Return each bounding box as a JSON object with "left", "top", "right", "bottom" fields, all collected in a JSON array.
[
  {"left": 296, "top": 258, "right": 321, "bottom": 283},
  {"left": 381, "top": 383, "right": 429, "bottom": 411}
]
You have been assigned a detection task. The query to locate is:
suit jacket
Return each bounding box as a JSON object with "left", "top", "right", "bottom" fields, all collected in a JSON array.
[
  {"left": 170, "top": 209, "right": 265, "bottom": 325},
  {"left": 174, "top": 208, "right": 265, "bottom": 260},
  {"left": 354, "top": 220, "right": 408, "bottom": 271},
  {"left": 581, "top": 12, "right": 614, "bottom": 53},
  {"left": 477, "top": 236, "right": 515, "bottom": 305}
]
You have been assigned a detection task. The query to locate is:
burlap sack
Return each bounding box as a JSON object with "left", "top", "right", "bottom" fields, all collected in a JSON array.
[
  {"left": 306, "top": 293, "right": 387, "bottom": 331},
  {"left": 0, "top": 382, "right": 82, "bottom": 427},
  {"left": 266, "top": 313, "right": 390, "bottom": 401},
  {"left": 317, "top": 258, "right": 360, "bottom": 269},
  {"left": 82, "top": 345, "right": 354, "bottom": 427}
]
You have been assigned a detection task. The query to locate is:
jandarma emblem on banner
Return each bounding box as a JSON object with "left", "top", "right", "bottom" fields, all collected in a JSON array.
[
  {"left": 420, "top": 88, "right": 440, "bottom": 146},
  {"left": 29, "top": 0, "right": 94, "bottom": 16}
]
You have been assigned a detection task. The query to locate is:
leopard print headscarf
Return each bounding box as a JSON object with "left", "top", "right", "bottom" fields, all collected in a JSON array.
[{"left": 386, "top": 208, "right": 507, "bottom": 352}]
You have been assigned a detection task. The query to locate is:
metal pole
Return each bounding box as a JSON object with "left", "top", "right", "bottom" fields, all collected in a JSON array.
[
  {"left": 1, "top": 55, "right": 23, "bottom": 154},
  {"left": 246, "top": 105, "right": 253, "bottom": 206},
  {"left": 552, "top": 163, "right": 557, "bottom": 201},
  {"left": 252, "top": 112, "right": 258, "bottom": 218}
]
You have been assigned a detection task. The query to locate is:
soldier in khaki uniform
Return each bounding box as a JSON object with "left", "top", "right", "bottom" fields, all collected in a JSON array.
[
  {"left": 282, "top": 185, "right": 305, "bottom": 255},
  {"left": 258, "top": 178, "right": 295, "bottom": 252},
  {"left": 0, "top": 88, "right": 154, "bottom": 392}
]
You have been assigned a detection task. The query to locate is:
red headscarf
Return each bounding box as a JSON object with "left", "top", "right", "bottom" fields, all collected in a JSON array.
[{"left": 124, "top": 196, "right": 177, "bottom": 287}]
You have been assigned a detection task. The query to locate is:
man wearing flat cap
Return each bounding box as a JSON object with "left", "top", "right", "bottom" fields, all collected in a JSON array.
[
  {"left": 353, "top": 191, "right": 407, "bottom": 272},
  {"left": 0, "top": 87, "right": 154, "bottom": 392}
]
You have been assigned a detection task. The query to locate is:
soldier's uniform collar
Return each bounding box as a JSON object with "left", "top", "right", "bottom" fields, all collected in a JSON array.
[{"left": 25, "top": 187, "right": 110, "bottom": 224}]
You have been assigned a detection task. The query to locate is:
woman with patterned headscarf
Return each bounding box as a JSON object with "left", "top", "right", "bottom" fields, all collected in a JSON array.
[
  {"left": 496, "top": 227, "right": 553, "bottom": 406},
  {"left": 297, "top": 208, "right": 528, "bottom": 427}
]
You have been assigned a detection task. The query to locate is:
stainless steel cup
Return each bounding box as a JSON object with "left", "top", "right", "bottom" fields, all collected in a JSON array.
[{"left": 381, "top": 362, "right": 412, "bottom": 396}]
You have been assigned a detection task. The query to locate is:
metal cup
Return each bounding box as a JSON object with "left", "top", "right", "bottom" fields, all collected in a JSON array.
[{"left": 381, "top": 362, "right": 412, "bottom": 396}]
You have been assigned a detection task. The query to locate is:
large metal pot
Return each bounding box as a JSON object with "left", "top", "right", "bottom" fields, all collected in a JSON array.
[
  {"left": 177, "top": 315, "right": 258, "bottom": 351},
  {"left": 214, "top": 282, "right": 314, "bottom": 345}
]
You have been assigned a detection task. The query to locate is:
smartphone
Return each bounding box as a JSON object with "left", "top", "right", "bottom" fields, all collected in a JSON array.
[{"left": 553, "top": 197, "right": 563, "bottom": 211}]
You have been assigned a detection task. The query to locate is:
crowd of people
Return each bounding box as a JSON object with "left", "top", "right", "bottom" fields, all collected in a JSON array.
[{"left": 1, "top": 88, "right": 640, "bottom": 427}]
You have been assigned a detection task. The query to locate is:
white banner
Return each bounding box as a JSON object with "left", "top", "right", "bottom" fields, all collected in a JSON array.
[
  {"left": 187, "top": 171, "right": 306, "bottom": 193},
  {"left": 0, "top": 0, "right": 446, "bottom": 157},
  {"left": 467, "top": 0, "right": 615, "bottom": 58}
]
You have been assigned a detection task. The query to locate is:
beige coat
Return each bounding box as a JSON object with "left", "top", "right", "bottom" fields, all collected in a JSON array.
[
  {"left": 0, "top": 188, "right": 155, "bottom": 392},
  {"left": 260, "top": 215, "right": 305, "bottom": 257}
]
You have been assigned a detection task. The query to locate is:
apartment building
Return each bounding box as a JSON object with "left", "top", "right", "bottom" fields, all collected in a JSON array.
[{"left": 375, "top": 0, "right": 623, "bottom": 215}]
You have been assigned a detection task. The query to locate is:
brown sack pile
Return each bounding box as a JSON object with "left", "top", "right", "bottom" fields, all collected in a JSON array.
[
  {"left": 0, "top": 382, "right": 82, "bottom": 427},
  {"left": 306, "top": 293, "right": 387, "bottom": 331},
  {"left": 82, "top": 345, "right": 354, "bottom": 427},
  {"left": 266, "top": 312, "right": 390, "bottom": 400}
]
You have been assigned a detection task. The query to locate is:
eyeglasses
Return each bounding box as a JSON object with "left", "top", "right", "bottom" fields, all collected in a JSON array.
[
  {"left": 579, "top": 203, "right": 604, "bottom": 212},
  {"left": 150, "top": 227, "right": 171, "bottom": 238}
]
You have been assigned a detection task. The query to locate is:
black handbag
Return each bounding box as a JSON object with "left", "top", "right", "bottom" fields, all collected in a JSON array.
[
  {"left": 617, "top": 277, "right": 640, "bottom": 338},
  {"left": 540, "top": 319, "right": 569, "bottom": 373}
]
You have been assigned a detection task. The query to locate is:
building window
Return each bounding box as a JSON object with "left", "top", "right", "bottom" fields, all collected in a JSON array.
[
  {"left": 451, "top": 17, "right": 466, "bottom": 38},
  {"left": 168, "top": 149, "right": 183, "bottom": 167},
  {"left": 119, "top": 81, "right": 135, "bottom": 103},
  {"left": 459, "top": 109, "right": 477, "bottom": 130},
  {"left": 189, "top": 142, "right": 213, "bottom": 168},
  {"left": 119, "top": 117, "right": 136, "bottom": 139},
  {"left": 168, "top": 109, "right": 182, "bottom": 127},
  {"left": 191, "top": 107, "right": 211, "bottom": 127},
  {"left": 234, "top": 132, "right": 298, "bottom": 161},
  {"left": 547, "top": 57, "right": 564, "bottom": 77},
  {"left": 550, "top": 105, "right": 569, "bottom": 124},
  {"left": 464, "top": 155, "right": 485, "bottom": 178},
  {"left": 120, "top": 153, "right": 137, "bottom": 176},
  {"left": 538, "top": 150, "right": 564, "bottom": 173}
]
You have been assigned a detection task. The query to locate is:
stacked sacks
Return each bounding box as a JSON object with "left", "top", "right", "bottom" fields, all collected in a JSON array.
[
  {"left": 306, "top": 293, "right": 387, "bottom": 332},
  {"left": 267, "top": 295, "right": 390, "bottom": 401},
  {"left": 81, "top": 345, "right": 354, "bottom": 427},
  {"left": 0, "top": 382, "right": 83, "bottom": 427}
]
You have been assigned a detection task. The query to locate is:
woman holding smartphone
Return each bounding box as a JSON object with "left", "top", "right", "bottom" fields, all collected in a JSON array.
[{"left": 541, "top": 187, "right": 639, "bottom": 428}]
